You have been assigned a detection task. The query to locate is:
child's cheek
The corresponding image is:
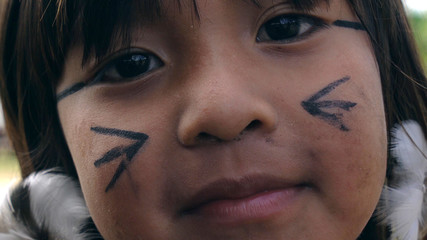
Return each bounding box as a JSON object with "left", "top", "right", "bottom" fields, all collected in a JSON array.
[{"left": 298, "top": 80, "right": 387, "bottom": 233}]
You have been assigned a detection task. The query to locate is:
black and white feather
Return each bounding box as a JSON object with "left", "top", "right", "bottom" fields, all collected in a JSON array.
[
  {"left": 0, "top": 170, "right": 103, "bottom": 240},
  {"left": 377, "top": 120, "right": 427, "bottom": 240}
]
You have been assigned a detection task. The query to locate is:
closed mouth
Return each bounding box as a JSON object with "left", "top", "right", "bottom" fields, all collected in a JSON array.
[{"left": 178, "top": 174, "right": 309, "bottom": 223}]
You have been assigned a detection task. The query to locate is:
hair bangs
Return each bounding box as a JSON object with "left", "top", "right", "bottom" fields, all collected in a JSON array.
[
  {"left": 59, "top": 0, "right": 196, "bottom": 65},
  {"left": 78, "top": 0, "right": 163, "bottom": 65}
]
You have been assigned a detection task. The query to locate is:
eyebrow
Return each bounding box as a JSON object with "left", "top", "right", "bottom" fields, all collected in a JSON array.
[
  {"left": 286, "top": 0, "right": 330, "bottom": 12},
  {"left": 238, "top": 0, "right": 328, "bottom": 11}
]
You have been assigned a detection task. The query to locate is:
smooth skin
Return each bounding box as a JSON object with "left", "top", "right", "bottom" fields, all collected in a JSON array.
[{"left": 57, "top": 0, "right": 387, "bottom": 239}]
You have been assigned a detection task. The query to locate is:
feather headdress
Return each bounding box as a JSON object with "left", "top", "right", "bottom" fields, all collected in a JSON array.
[
  {"left": 377, "top": 120, "right": 427, "bottom": 240},
  {"left": 0, "top": 170, "right": 102, "bottom": 240}
]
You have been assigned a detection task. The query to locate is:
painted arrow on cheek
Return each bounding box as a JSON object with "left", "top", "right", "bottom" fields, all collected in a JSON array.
[
  {"left": 301, "top": 76, "right": 357, "bottom": 131},
  {"left": 91, "top": 126, "right": 149, "bottom": 192}
]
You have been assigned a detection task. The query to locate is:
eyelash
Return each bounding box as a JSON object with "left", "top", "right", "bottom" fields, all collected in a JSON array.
[
  {"left": 256, "top": 13, "right": 328, "bottom": 44},
  {"left": 90, "top": 51, "right": 164, "bottom": 85},
  {"left": 89, "top": 14, "right": 326, "bottom": 86}
]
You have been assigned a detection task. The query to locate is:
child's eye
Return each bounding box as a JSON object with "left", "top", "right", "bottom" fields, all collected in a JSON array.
[
  {"left": 94, "top": 52, "right": 164, "bottom": 84},
  {"left": 256, "top": 14, "right": 327, "bottom": 43}
]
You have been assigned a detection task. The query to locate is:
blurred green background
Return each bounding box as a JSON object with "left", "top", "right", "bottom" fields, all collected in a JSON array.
[
  {"left": 0, "top": 7, "right": 426, "bottom": 196},
  {"left": 410, "top": 12, "right": 427, "bottom": 70},
  {"left": 0, "top": 150, "right": 19, "bottom": 195}
]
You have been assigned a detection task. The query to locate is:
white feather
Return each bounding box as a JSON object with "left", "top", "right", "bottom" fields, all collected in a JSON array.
[
  {"left": 377, "top": 120, "right": 427, "bottom": 240},
  {"left": 0, "top": 170, "right": 92, "bottom": 240},
  {"left": 390, "top": 121, "right": 427, "bottom": 183},
  {"left": 25, "top": 170, "right": 90, "bottom": 240},
  {"left": 0, "top": 233, "right": 25, "bottom": 240},
  {"left": 0, "top": 186, "right": 33, "bottom": 240}
]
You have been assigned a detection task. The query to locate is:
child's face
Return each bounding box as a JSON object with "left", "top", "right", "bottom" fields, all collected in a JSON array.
[{"left": 57, "top": 0, "right": 387, "bottom": 239}]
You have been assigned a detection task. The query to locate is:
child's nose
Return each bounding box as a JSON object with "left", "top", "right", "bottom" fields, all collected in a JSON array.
[{"left": 177, "top": 59, "right": 277, "bottom": 146}]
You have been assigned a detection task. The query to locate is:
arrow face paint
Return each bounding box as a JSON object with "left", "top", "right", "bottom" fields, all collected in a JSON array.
[
  {"left": 301, "top": 76, "right": 357, "bottom": 131},
  {"left": 91, "top": 126, "right": 149, "bottom": 192}
]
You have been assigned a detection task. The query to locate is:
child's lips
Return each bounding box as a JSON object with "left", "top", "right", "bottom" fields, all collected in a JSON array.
[{"left": 178, "top": 174, "right": 309, "bottom": 225}]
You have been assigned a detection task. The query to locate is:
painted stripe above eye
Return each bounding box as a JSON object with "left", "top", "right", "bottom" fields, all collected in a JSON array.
[
  {"left": 56, "top": 82, "right": 87, "bottom": 102},
  {"left": 332, "top": 20, "right": 366, "bottom": 31}
]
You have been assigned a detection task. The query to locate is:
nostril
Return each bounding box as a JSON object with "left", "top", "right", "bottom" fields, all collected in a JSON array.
[
  {"left": 245, "top": 120, "right": 262, "bottom": 131},
  {"left": 193, "top": 120, "right": 263, "bottom": 144},
  {"left": 196, "top": 132, "right": 223, "bottom": 143}
]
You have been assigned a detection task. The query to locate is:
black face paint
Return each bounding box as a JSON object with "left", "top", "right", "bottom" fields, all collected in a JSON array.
[
  {"left": 301, "top": 76, "right": 357, "bottom": 131},
  {"left": 91, "top": 126, "right": 149, "bottom": 192},
  {"left": 56, "top": 83, "right": 87, "bottom": 102},
  {"left": 332, "top": 20, "right": 365, "bottom": 31},
  {"left": 56, "top": 69, "right": 107, "bottom": 102}
]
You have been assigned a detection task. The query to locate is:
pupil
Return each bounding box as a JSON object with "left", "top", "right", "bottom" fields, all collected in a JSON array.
[
  {"left": 116, "top": 54, "right": 149, "bottom": 78},
  {"left": 265, "top": 16, "right": 300, "bottom": 41}
]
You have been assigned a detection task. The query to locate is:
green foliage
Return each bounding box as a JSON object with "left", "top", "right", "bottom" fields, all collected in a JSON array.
[{"left": 408, "top": 12, "right": 427, "bottom": 72}]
